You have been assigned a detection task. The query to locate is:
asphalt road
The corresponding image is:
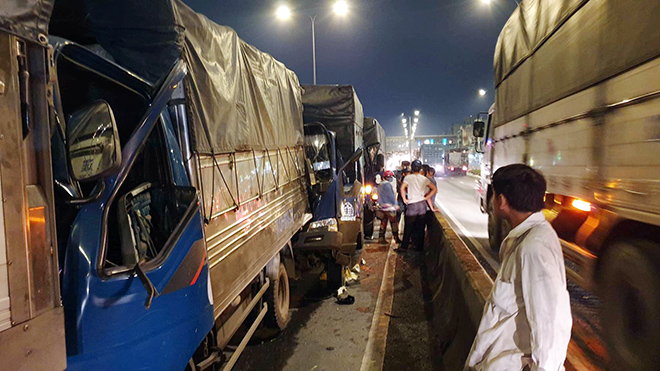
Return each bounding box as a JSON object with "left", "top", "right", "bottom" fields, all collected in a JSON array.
[
  {"left": 434, "top": 175, "right": 608, "bottom": 370},
  {"left": 234, "top": 240, "right": 390, "bottom": 371}
]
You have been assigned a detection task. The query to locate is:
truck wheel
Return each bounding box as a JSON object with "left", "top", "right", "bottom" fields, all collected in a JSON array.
[
  {"left": 327, "top": 259, "right": 345, "bottom": 290},
  {"left": 264, "top": 262, "right": 291, "bottom": 330},
  {"left": 487, "top": 194, "right": 508, "bottom": 253},
  {"left": 601, "top": 239, "right": 660, "bottom": 371}
]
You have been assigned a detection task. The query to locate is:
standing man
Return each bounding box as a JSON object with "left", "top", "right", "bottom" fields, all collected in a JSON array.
[
  {"left": 399, "top": 160, "right": 437, "bottom": 251},
  {"left": 466, "top": 164, "right": 572, "bottom": 371},
  {"left": 375, "top": 171, "right": 401, "bottom": 244},
  {"left": 394, "top": 161, "right": 411, "bottom": 223},
  {"left": 425, "top": 167, "right": 439, "bottom": 212}
]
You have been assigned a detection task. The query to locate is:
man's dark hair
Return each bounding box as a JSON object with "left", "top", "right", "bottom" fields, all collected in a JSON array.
[
  {"left": 492, "top": 164, "right": 546, "bottom": 212},
  {"left": 401, "top": 161, "right": 411, "bottom": 167},
  {"left": 422, "top": 164, "right": 430, "bottom": 175},
  {"left": 428, "top": 167, "right": 436, "bottom": 175},
  {"left": 411, "top": 160, "right": 423, "bottom": 172}
]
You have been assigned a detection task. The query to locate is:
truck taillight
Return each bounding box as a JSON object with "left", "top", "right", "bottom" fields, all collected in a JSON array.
[
  {"left": 571, "top": 199, "right": 591, "bottom": 212},
  {"left": 462, "top": 165, "right": 468, "bottom": 171}
]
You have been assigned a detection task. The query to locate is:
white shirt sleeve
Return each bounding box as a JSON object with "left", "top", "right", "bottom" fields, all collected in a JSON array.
[{"left": 520, "top": 238, "right": 572, "bottom": 371}]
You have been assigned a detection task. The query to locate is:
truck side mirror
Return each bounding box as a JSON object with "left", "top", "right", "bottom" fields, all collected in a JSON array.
[
  {"left": 67, "top": 100, "right": 122, "bottom": 182},
  {"left": 473, "top": 121, "right": 485, "bottom": 138}
]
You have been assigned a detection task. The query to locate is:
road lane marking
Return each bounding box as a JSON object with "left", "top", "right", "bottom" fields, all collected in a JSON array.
[
  {"left": 434, "top": 199, "right": 500, "bottom": 273},
  {"left": 360, "top": 243, "right": 397, "bottom": 371}
]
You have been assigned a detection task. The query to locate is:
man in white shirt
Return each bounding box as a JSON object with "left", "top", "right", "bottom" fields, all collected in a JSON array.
[
  {"left": 466, "top": 164, "right": 572, "bottom": 371},
  {"left": 399, "top": 160, "right": 437, "bottom": 251}
]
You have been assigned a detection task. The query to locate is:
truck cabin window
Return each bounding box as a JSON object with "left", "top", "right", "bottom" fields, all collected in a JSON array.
[
  {"left": 305, "top": 134, "right": 333, "bottom": 179},
  {"left": 105, "top": 121, "right": 196, "bottom": 270},
  {"left": 54, "top": 47, "right": 196, "bottom": 271}
]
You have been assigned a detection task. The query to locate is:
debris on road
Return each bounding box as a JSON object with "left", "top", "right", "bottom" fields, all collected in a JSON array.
[{"left": 336, "top": 286, "right": 356, "bottom": 305}]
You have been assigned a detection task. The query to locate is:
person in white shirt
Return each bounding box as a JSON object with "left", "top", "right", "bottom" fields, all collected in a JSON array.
[
  {"left": 466, "top": 164, "right": 572, "bottom": 371},
  {"left": 399, "top": 160, "right": 437, "bottom": 251}
]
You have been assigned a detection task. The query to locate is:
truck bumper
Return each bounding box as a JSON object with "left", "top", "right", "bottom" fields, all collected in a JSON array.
[{"left": 295, "top": 220, "right": 361, "bottom": 266}]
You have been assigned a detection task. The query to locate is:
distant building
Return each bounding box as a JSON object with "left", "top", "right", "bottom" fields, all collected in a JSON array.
[{"left": 385, "top": 136, "right": 408, "bottom": 153}]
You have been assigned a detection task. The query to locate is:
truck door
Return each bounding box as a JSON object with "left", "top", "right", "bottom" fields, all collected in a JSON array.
[{"left": 52, "top": 44, "right": 213, "bottom": 369}]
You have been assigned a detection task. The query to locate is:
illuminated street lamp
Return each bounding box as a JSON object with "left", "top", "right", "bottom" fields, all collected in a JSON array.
[
  {"left": 478, "top": 89, "right": 487, "bottom": 97},
  {"left": 401, "top": 111, "right": 420, "bottom": 160},
  {"left": 333, "top": 1, "right": 349, "bottom": 16},
  {"left": 481, "top": 0, "right": 520, "bottom": 6},
  {"left": 276, "top": 5, "right": 291, "bottom": 20},
  {"left": 276, "top": 2, "right": 349, "bottom": 85}
]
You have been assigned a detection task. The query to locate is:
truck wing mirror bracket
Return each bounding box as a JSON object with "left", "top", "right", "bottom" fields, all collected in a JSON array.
[{"left": 134, "top": 261, "right": 160, "bottom": 309}]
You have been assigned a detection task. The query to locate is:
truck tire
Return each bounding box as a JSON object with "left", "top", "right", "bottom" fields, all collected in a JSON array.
[
  {"left": 327, "top": 259, "right": 345, "bottom": 291},
  {"left": 264, "top": 262, "right": 291, "bottom": 330},
  {"left": 487, "top": 194, "right": 508, "bottom": 253},
  {"left": 601, "top": 239, "right": 660, "bottom": 371}
]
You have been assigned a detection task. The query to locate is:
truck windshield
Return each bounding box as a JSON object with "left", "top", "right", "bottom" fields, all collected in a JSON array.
[{"left": 305, "top": 134, "right": 331, "bottom": 172}]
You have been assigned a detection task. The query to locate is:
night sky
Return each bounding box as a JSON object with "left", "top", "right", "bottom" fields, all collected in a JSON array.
[{"left": 182, "top": 0, "right": 518, "bottom": 136}]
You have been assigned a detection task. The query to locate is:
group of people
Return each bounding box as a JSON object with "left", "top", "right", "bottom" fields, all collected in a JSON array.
[{"left": 373, "top": 159, "right": 438, "bottom": 251}]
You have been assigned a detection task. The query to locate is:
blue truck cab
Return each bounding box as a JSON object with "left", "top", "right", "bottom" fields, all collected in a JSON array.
[{"left": 50, "top": 40, "right": 214, "bottom": 370}]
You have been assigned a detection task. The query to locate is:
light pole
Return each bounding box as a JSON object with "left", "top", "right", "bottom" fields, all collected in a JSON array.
[
  {"left": 401, "top": 110, "right": 420, "bottom": 161},
  {"left": 276, "top": 1, "right": 349, "bottom": 85}
]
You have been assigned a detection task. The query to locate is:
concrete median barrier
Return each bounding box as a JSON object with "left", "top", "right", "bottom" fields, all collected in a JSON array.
[{"left": 423, "top": 212, "right": 493, "bottom": 370}]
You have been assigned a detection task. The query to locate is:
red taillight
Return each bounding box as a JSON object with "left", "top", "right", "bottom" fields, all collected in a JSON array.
[
  {"left": 462, "top": 165, "right": 468, "bottom": 171},
  {"left": 450, "top": 167, "right": 454, "bottom": 171}
]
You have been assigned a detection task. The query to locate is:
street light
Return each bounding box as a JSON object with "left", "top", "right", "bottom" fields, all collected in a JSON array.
[
  {"left": 478, "top": 89, "right": 487, "bottom": 97},
  {"left": 401, "top": 110, "right": 420, "bottom": 161},
  {"left": 480, "top": 0, "right": 520, "bottom": 6},
  {"left": 276, "top": 2, "right": 349, "bottom": 85},
  {"left": 276, "top": 5, "right": 291, "bottom": 20},
  {"left": 333, "top": 1, "right": 349, "bottom": 16}
]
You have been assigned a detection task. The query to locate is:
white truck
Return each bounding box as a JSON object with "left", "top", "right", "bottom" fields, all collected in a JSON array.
[{"left": 476, "top": 0, "right": 660, "bottom": 369}]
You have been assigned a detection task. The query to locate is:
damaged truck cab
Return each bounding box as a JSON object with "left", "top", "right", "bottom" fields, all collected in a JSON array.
[{"left": 295, "top": 85, "right": 365, "bottom": 289}]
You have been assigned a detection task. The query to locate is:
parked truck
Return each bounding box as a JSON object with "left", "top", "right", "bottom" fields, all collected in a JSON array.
[
  {"left": 475, "top": 0, "right": 660, "bottom": 368},
  {"left": 1, "top": 0, "right": 310, "bottom": 369},
  {"left": 295, "top": 85, "right": 365, "bottom": 289}
]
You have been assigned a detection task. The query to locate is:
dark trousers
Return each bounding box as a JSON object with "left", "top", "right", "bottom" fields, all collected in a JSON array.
[
  {"left": 400, "top": 201, "right": 426, "bottom": 250},
  {"left": 376, "top": 211, "right": 399, "bottom": 239}
]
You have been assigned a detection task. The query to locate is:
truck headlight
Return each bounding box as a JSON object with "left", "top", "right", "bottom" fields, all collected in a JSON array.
[
  {"left": 309, "top": 218, "right": 338, "bottom": 232},
  {"left": 341, "top": 201, "right": 356, "bottom": 221}
]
